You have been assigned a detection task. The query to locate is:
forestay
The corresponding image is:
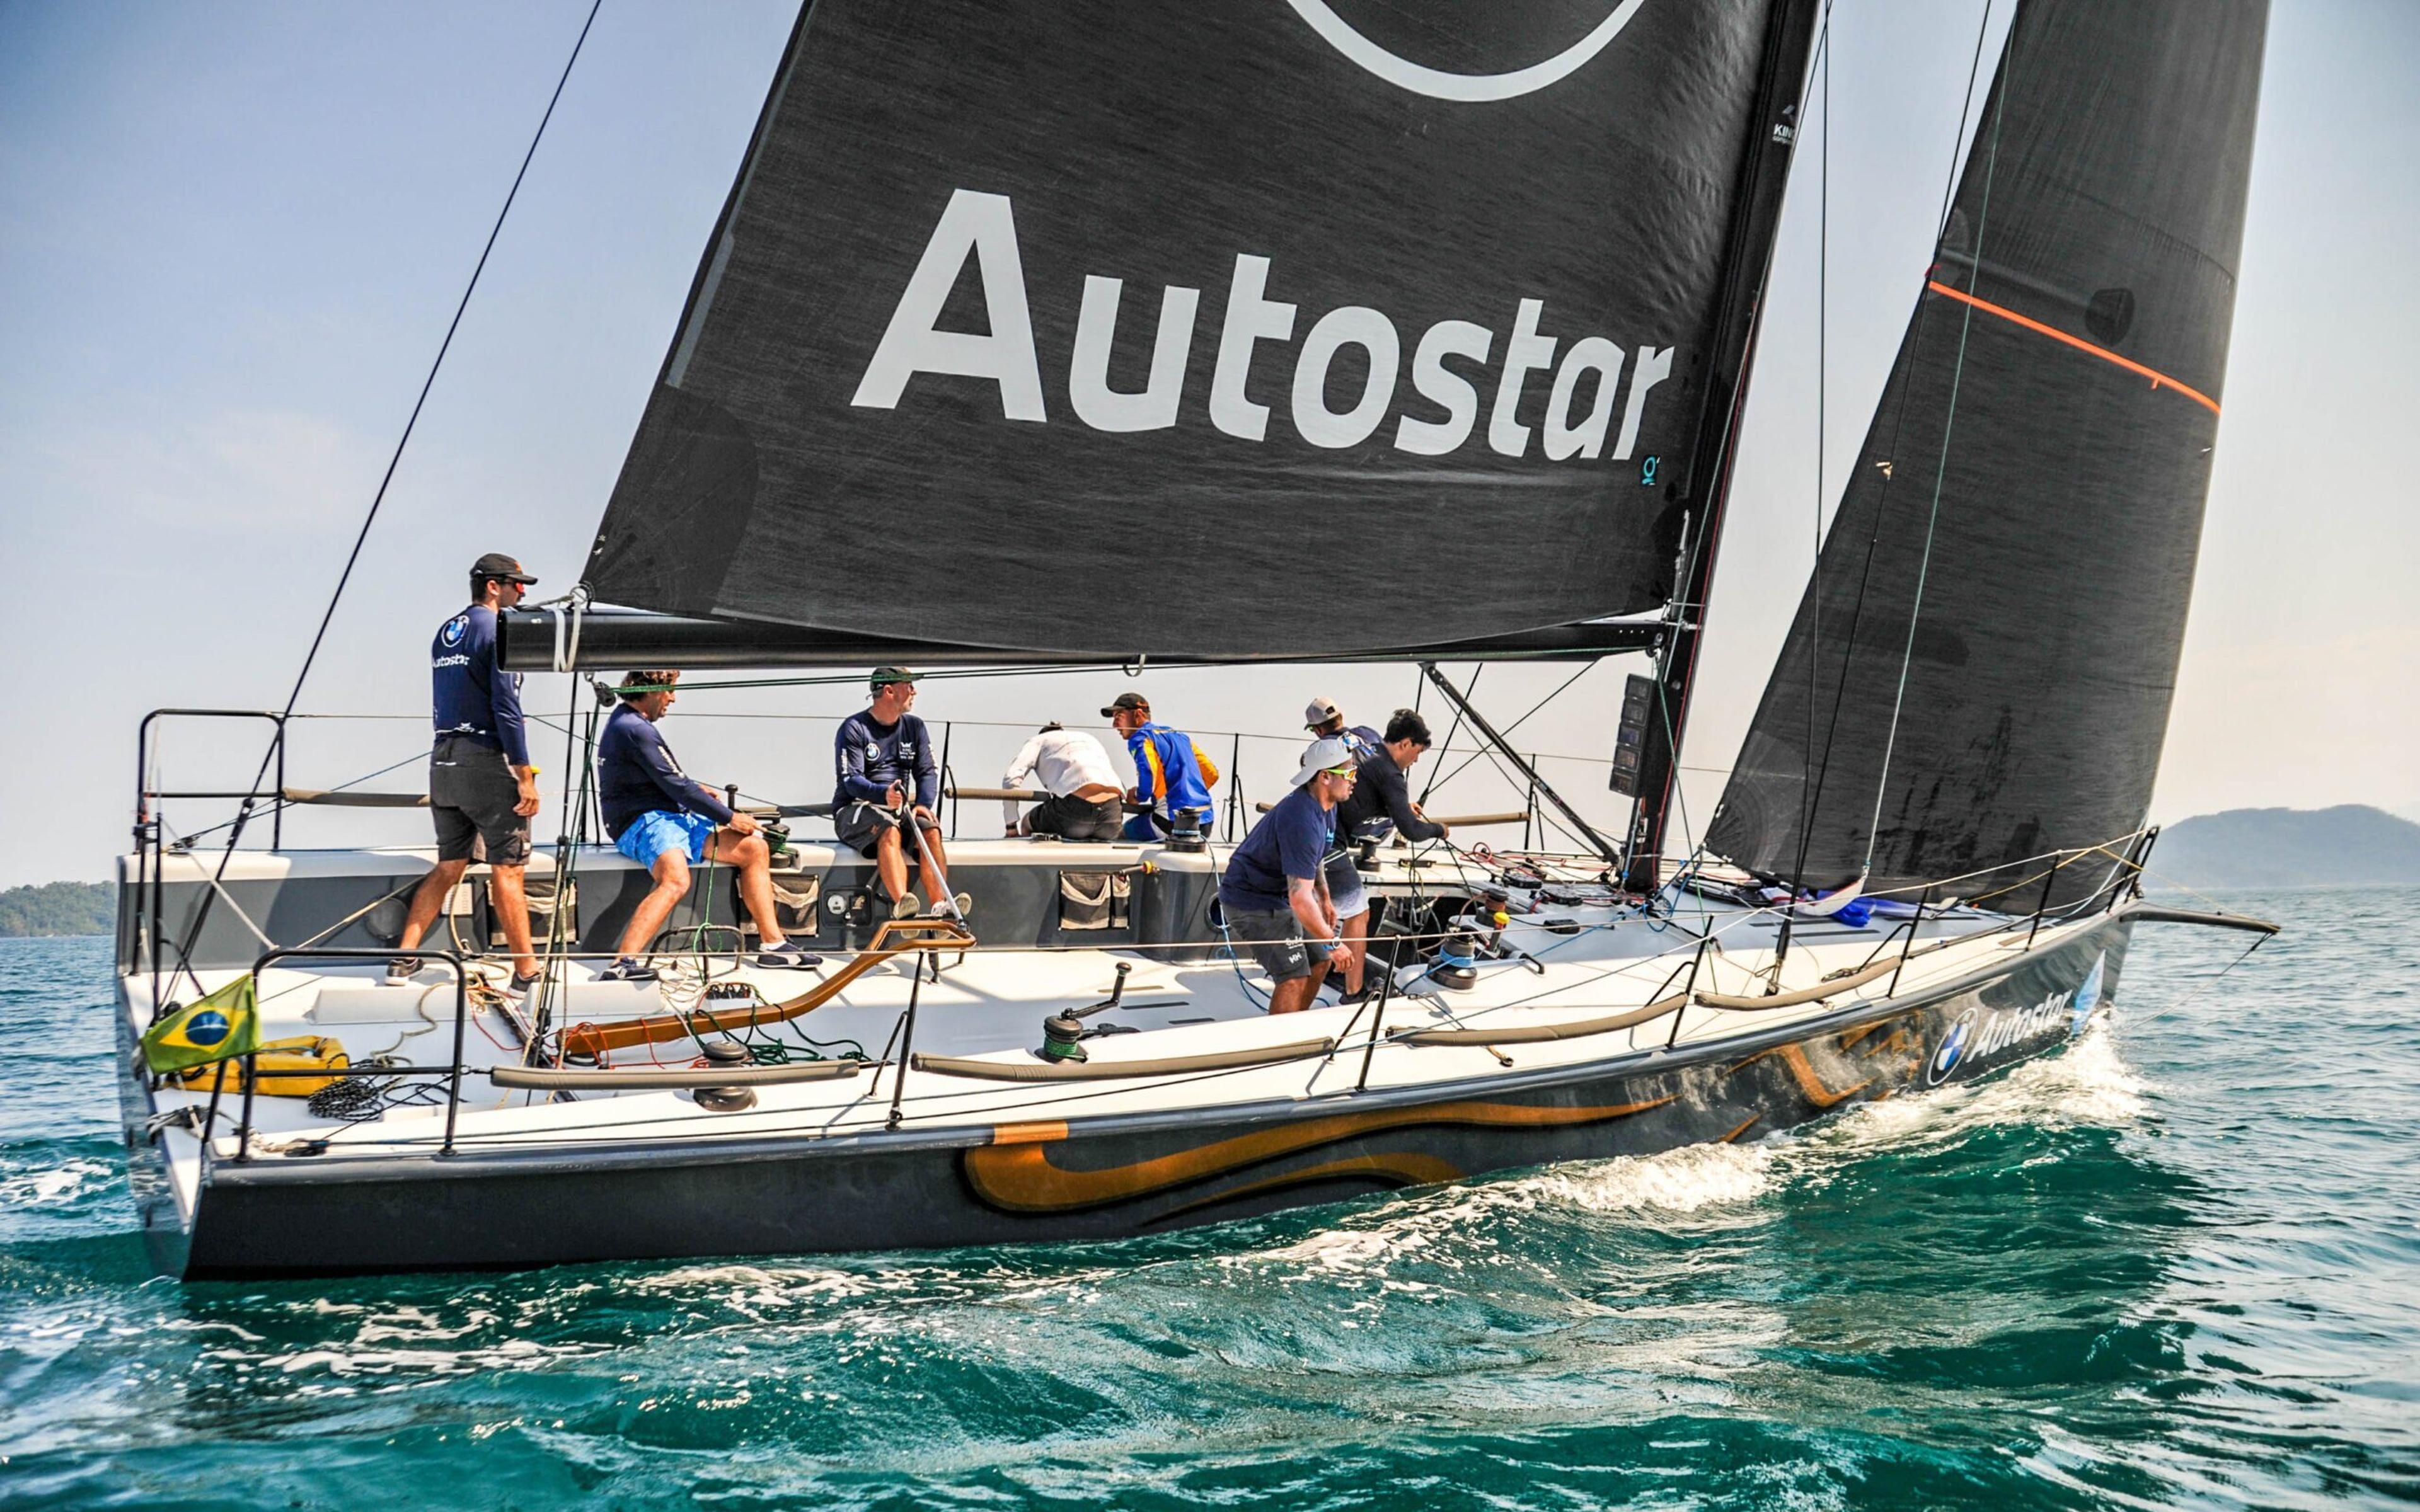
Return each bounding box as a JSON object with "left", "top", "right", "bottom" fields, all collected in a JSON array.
[{"left": 583, "top": 0, "right": 1817, "bottom": 659}]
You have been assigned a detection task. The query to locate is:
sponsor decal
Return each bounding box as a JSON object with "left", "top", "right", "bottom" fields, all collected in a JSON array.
[
  {"left": 2070, "top": 953, "right": 2107, "bottom": 1034},
  {"left": 1932, "top": 956, "right": 2109, "bottom": 1084},
  {"left": 853, "top": 190, "right": 1677, "bottom": 464},
  {"left": 1283, "top": 0, "right": 1650, "bottom": 104},
  {"left": 1928, "top": 1008, "right": 1978, "bottom": 1085},
  {"left": 441, "top": 614, "right": 468, "bottom": 649},
  {"left": 431, "top": 654, "right": 471, "bottom": 670}
]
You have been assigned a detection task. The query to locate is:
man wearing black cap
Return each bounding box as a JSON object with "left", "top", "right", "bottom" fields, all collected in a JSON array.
[
  {"left": 389, "top": 553, "right": 543, "bottom": 998},
  {"left": 1103, "top": 692, "right": 1216, "bottom": 842},
  {"left": 832, "top": 667, "right": 954, "bottom": 916}
]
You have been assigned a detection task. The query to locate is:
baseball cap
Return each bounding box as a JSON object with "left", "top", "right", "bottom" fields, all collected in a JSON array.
[
  {"left": 470, "top": 552, "right": 538, "bottom": 585},
  {"left": 1291, "top": 735, "right": 1357, "bottom": 788},
  {"left": 1303, "top": 695, "right": 1342, "bottom": 730},
  {"left": 868, "top": 665, "right": 923, "bottom": 689},
  {"left": 1100, "top": 691, "right": 1150, "bottom": 718}
]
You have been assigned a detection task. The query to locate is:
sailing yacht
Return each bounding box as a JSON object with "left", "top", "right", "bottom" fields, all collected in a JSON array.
[{"left": 117, "top": 0, "right": 2276, "bottom": 1278}]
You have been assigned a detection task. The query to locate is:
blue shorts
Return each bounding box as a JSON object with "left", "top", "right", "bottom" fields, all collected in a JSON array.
[{"left": 616, "top": 810, "right": 718, "bottom": 869}]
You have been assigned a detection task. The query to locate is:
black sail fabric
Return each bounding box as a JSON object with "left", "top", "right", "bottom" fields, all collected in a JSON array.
[
  {"left": 1705, "top": 0, "right": 2266, "bottom": 908},
  {"left": 585, "top": 0, "right": 1811, "bottom": 658}
]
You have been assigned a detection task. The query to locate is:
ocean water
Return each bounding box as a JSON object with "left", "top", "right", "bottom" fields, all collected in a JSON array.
[{"left": 3, "top": 888, "right": 2415, "bottom": 1510}]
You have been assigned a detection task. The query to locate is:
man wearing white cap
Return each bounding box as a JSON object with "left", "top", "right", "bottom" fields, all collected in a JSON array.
[{"left": 1217, "top": 736, "right": 1359, "bottom": 1014}]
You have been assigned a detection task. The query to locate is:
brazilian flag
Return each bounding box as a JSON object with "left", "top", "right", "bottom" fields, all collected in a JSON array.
[{"left": 141, "top": 976, "right": 261, "bottom": 1075}]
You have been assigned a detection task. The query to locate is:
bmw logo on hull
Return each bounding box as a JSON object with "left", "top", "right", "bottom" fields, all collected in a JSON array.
[
  {"left": 1928, "top": 1009, "right": 1978, "bottom": 1085},
  {"left": 1284, "top": 0, "right": 1650, "bottom": 102}
]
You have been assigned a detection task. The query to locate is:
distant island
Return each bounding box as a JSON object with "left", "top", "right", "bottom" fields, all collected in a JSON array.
[
  {"left": 0, "top": 881, "right": 114, "bottom": 939},
  {"left": 2148, "top": 805, "right": 2420, "bottom": 890}
]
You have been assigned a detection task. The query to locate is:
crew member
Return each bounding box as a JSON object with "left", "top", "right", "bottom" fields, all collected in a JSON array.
[
  {"left": 833, "top": 667, "right": 955, "bottom": 916},
  {"left": 593, "top": 670, "right": 821, "bottom": 982},
  {"left": 1335, "top": 707, "right": 1453, "bottom": 853},
  {"left": 1218, "top": 736, "right": 1358, "bottom": 1015},
  {"left": 1103, "top": 692, "right": 1216, "bottom": 842},
  {"left": 389, "top": 553, "right": 543, "bottom": 999},
  {"left": 1301, "top": 696, "right": 1385, "bottom": 999},
  {"left": 1002, "top": 722, "right": 1124, "bottom": 840}
]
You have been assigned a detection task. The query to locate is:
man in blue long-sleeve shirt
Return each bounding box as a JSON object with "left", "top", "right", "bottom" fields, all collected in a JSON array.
[
  {"left": 391, "top": 554, "right": 544, "bottom": 997},
  {"left": 593, "top": 670, "right": 820, "bottom": 980},
  {"left": 831, "top": 667, "right": 955, "bottom": 916}
]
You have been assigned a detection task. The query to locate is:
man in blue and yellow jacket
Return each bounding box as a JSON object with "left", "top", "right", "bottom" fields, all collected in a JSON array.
[{"left": 1102, "top": 692, "right": 1216, "bottom": 841}]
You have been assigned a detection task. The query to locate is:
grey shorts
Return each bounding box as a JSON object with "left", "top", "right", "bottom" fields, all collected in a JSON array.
[
  {"left": 1224, "top": 906, "right": 1315, "bottom": 983},
  {"left": 429, "top": 736, "right": 531, "bottom": 866},
  {"left": 1323, "top": 853, "right": 1369, "bottom": 920},
  {"left": 834, "top": 799, "right": 940, "bottom": 859},
  {"left": 1028, "top": 792, "right": 1124, "bottom": 841}
]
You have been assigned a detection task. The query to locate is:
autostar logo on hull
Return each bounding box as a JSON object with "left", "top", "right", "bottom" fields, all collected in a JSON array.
[
  {"left": 1927, "top": 952, "right": 2109, "bottom": 1085},
  {"left": 850, "top": 190, "right": 1677, "bottom": 466}
]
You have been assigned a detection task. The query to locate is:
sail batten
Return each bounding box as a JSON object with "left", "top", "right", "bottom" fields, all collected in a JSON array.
[
  {"left": 584, "top": 0, "right": 1819, "bottom": 660},
  {"left": 1706, "top": 0, "right": 2267, "bottom": 908}
]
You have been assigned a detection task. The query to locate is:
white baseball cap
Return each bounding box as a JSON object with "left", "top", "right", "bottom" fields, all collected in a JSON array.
[
  {"left": 1303, "top": 695, "right": 1342, "bottom": 730},
  {"left": 1290, "top": 735, "right": 1358, "bottom": 788}
]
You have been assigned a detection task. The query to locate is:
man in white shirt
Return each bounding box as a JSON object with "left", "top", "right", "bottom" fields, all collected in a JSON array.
[{"left": 1004, "top": 722, "right": 1126, "bottom": 840}]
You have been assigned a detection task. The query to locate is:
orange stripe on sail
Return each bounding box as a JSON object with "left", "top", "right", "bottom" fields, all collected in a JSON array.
[{"left": 1924, "top": 279, "right": 2221, "bottom": 416}]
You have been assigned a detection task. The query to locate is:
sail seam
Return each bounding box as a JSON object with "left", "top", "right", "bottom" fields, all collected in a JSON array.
[{"left": 1922, "top": 280, "right": 2221, "bottom": 413}]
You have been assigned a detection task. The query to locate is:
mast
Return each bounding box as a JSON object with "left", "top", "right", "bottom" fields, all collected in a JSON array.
[{"left": 1622, "top": 0, "right": 1823, "bottom": 893}]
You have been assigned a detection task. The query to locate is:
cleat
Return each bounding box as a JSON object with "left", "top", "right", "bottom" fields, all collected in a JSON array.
[
  {"left": 754, "top": 940, "right": 823, "bottom": 970},
  {"left": 596, "top": 958, "right": 659, "bottom": 983},
  {"left": 384, "top": 955, "right": 422, "bottom": 985}
]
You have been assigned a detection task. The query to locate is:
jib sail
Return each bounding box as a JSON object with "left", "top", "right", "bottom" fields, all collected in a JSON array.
[{"left": 1707, "top": 0, "right": 2267, "bottom": 907}]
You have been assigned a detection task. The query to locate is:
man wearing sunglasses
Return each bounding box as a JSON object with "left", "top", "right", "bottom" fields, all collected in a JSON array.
[{"left": 1217, "top": 736, "right": 1359, "bottom": 1015}]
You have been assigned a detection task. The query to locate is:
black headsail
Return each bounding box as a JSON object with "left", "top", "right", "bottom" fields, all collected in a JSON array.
[
  {"left": 577, "top": 1, "right": 1819, "bottom": 661},
  {"left": 1705, "top": 0, "right": 2267, "bottom": 908}
]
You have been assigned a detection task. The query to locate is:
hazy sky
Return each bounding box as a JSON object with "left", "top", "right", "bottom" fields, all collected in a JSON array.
[{"left": 1, "top": 0, "right": 2412, "bottom": 890}]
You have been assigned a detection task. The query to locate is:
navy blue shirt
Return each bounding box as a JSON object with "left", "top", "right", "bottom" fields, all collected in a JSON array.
[
  {"left": 1336, "top": 736, "right": 1446, "bottom": 844},
  {"left": 429, "top": 605, "right": 529, "bottom": 765},
  {"left": 834, "top": 711, "right": 938, "bottom": 810},
  {"left": 1219, "top": 785, "right": 1337, "bottom": 914},
  {"left": 597, "top": 703, "right": 735, "bottom": 840}
]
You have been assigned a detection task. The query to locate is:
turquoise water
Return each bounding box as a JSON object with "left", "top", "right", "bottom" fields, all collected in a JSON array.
[{"left": 4, "top": 888, "right": 2416, "bottom": 1509}]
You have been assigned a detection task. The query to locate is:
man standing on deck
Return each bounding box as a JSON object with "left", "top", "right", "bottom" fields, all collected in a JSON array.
[
  {"left": 593, "top": 670, "right": 822, "bottom": 981},
  {"left": 389, "top": 553, "right": 543, "bottom": 999},
  {"left": 833, "top": 667, "right": 956, "bottom": 917},
  {"left": 1218, "top": 736, "right": 1358, "bottom": 1015},
  {"left": 1103, "top": 692, "right": 1216, "bottom": 842}
]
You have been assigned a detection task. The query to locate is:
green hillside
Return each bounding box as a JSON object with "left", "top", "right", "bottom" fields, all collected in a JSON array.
[
  {"left": 2150, "top": 805, "right": 2420, "bottom": 890},
  {"left": 0, "top": 881, "right": 115, "bottom": 939}
]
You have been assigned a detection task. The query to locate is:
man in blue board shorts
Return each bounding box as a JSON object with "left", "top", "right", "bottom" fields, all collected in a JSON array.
[
  {"left": 389, "top": 553, "right": 544, "bottom": 1000},
  {"left": 833, "top": 667, "right": 955, "bottom": 916},
  {"left": 593, "top": 669, "right": 822, "bottom": 982},
  {"left": 1218, "top": 736, "right": 1359, "bottom": 1014}
]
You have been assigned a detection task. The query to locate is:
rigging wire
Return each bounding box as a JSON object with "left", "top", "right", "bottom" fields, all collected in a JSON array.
[
  {"left": 1861, "top": 33, "right": 2010, "bottom": 876},
  {"left": 1778, "top": 0, "right": 1998, "bottom": 895},
  {"left": 159, "top": 0, "right": 605, "bottom": 1004}
]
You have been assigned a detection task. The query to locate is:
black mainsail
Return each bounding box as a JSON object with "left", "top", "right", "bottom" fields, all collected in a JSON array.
[
  {"left": 579, "top": 0, "right": 1818, "bottom": 660},
  {"left": 1705, "top": 0, "right": 2267, "bottom": 907}
]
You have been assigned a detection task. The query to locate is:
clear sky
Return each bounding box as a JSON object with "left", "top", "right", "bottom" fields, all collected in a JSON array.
[{"left": 1, "top": 0, "right": 2412, "bottom": 889}]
